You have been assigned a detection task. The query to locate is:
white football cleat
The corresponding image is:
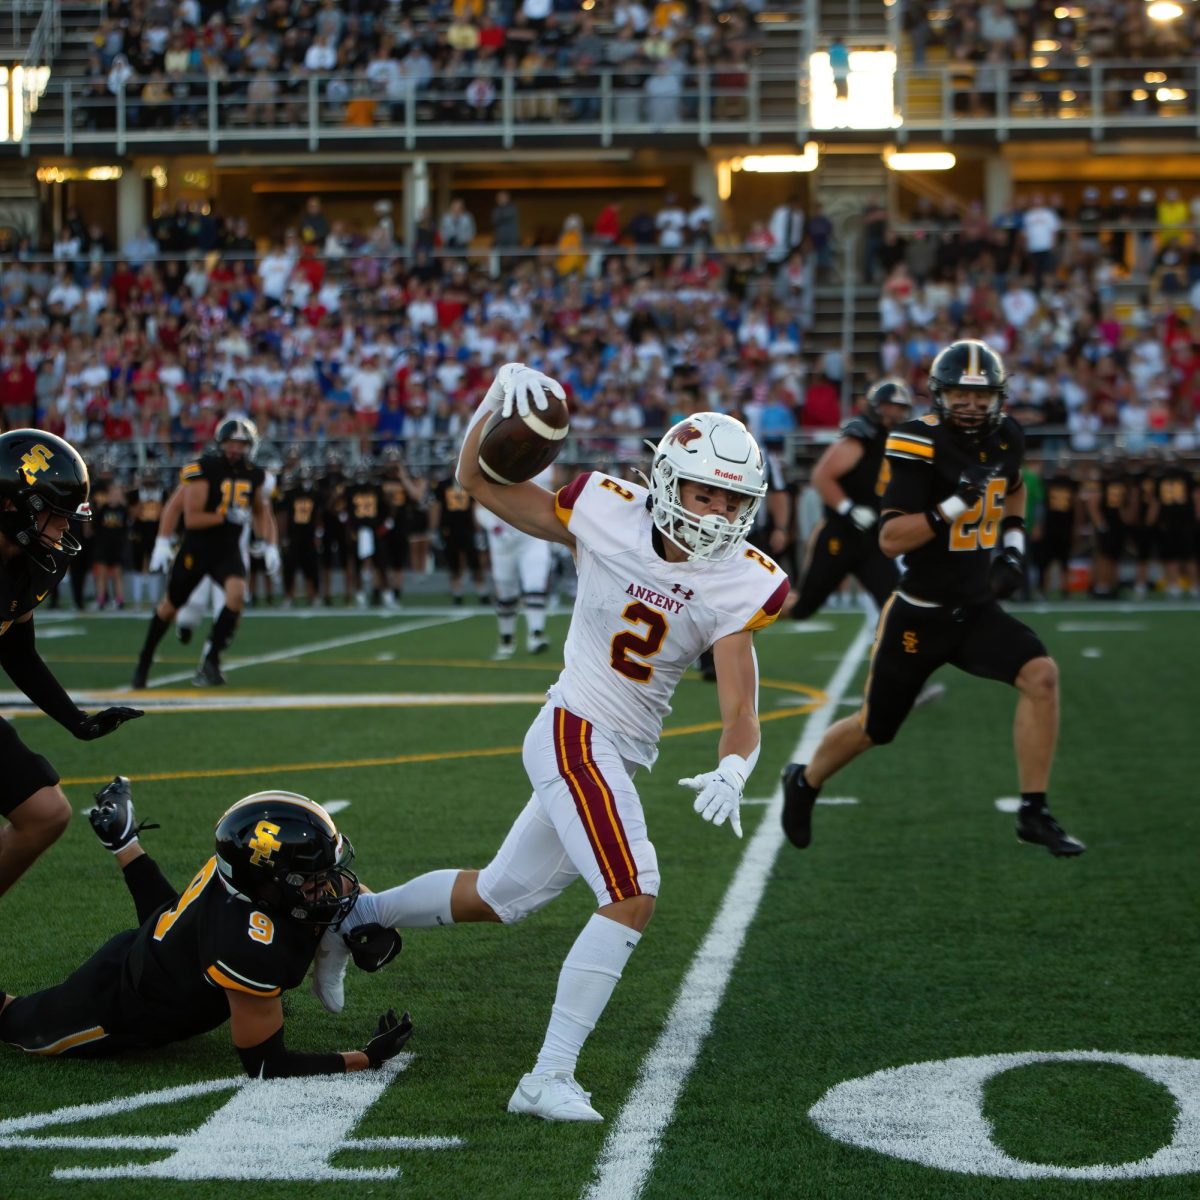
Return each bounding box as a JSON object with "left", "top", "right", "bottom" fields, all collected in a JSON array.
[
  {"left": 526, "top": 636, "right": 549, "bottom": 655},
  {"left": 492, "top": 641, "right": 515, "bottom": 660},
  {"left": 507, "top": 1071, "right": 603, "bottom": 1122},
  {"left": 311, "top": 927, "right": 351, "bottom": 1014}
]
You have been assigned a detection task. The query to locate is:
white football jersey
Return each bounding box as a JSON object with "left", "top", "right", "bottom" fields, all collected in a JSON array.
[{"left": 550, "top": 471, "right": 788, "bottom": 767}]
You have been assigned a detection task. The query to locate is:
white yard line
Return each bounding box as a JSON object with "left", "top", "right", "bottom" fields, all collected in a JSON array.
[
  {"left": 583, "top": 618, "right": 875, "bottom": 1200},
  {"left": 139, "top": 613, "right": 477, "bottom": 689}
]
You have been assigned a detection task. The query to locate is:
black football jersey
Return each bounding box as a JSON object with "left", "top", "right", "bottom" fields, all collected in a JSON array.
[
  {"left": 178, "top": 451, "right": 265, "bottom": 555},
  {"left": 1128, "top": 471, "right": 1158, "bottom": 527},
  {"left": 1098, "top": 472, "right": 1128, "bottom": 524},
  {"left": 434, "top": 478, "right": 475, "bottom": 534},
  {"left": 0, "top": 548, "right": 69, "bottom": 640},
  {"left": 831, "top": 415, "right": 889, "bottom": 513},
  {"left": 283, "top": 486, "right": 321, "bottom": 541},
  {"left": 1041, "top": 472, "right": 1079, "bottom": 535},
  {"left": 346, "top": 483, "right": 387, "bottom": 529},
  {"left": 130, "top": 486, "right": 166, "bottom": 526},
  {"left": 319, "top": 471, "right": 347, "bottom": 520},
  {"left": 1157, "top": 467, "right": 1196, "bottom": 526},
  {"left": 381, "top": 478, "right": 411, "bottom": 532},
  {"left": 95, "top": 501, "right": 130, "bottom": 536},
  {"left": 123, "top": 855, "right": 319, "bottom": 1039},
  {"left": 883, "top": 413, "right": 1025, "bottom": 606}
]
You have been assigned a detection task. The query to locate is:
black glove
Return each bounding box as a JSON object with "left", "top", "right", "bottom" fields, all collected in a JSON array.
[
  {"left": 363, "top": 1008, "right": 413, "bottom": 1067},
  {"left": 954, "top": 465, "right": 999, "bottom": 505},
  {"left": 345, "top": 923, "right": 403, "bottom": 972},
  {"left": 990, "top": 549, "right": 1025, "bottom": 600},
  {"left": 74, "top": 706, "right": 145, "bottom": 741}
]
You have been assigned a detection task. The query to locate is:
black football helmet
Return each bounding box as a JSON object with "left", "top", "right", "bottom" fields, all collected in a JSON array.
[
  {"left": 927, "top": 340, "right": 1007, "bottom": 441},
  {"left": 215, "top": 416, "right": 259, "bottom": 461},
  {"left": 865, "top": 378, "right": 914, "bottom": 425},
  {"left": 0, "top": 428, "right": 91, "bottom": 572},
  {"left": 214, "top": 791, "right": 359, "bottom": 926}
]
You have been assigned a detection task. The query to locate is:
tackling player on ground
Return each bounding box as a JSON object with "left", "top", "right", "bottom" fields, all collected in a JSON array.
[
  {"left": 0, "top": 429, "right": 142, "bottom": 901},
  {"left": 312, "top": 363, "right": 788, "bottom": 1122},
  {"left": 780, "top": 340, "right": 1084, "bottom": 858},
  {"left": 0, "top": 779, "right": 410, "bottom": 1074}
]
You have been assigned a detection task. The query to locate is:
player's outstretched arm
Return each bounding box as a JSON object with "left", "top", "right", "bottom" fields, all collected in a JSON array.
[{"left": 228, "top": 990, "right": 412, "bottom": 1076}]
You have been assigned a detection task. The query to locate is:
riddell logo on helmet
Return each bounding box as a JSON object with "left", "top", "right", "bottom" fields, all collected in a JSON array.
[
  {"left": 714, "top": 469, "right": 744, "bottom": 482},
  {"left": 957, "top": 373, "right": 989, "bottom": 385}
]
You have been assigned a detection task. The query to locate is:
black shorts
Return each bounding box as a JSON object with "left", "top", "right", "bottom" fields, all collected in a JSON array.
[
  {"left": 166, "top": 543, "right": 245, "bottom": 609},
  {"left": 132, "top": 522, "right": 159, "bottom": 569},
  {"left": 0, "top": 717, "right": 59, "bottom": 816},
  {"left": 1097, "top": 522, "right": 1125, "bottom": 561},
  {"left": 794, "top": 518, "right": 898, "bottom": 618},
  {"left": 859, "top": 594, "right": 1048, "bottom": 745},
  {"left": 1036, "top": 532, "right": 1073, "bottom": 571},
  {"left": 444, "top": 532, "right": 480, "bottom": 576},
  {"left": 1131, "top": 526, "right": 1156, "bottom": 563},
  {"left": 322, "top": 523, "right": 350, "bottom": 567},
  {"left": 284, "top": 540, "right": 320, "bottom": 583},
  {"left": 1159, "top": 523, "right": 1195, "bottom": 561},
  {"left": 385, "top": 528, "right": 409, "bottom": 571},
  {"left": 94, "top": 533, "right": 127, "bottom": 568}
]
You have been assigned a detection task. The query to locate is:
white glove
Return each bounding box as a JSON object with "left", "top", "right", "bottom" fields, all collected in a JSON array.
[
  {"left": 678, "top": 753, "right": 747, "bottom": 839},
  {"left": 148, "top": 536, "right": 174, "bottom": 573},
  {"left": 849, "top": 505, "right": 878, "bottom": 531},
  {"left": 485, "top": 362, "right": 566, "bottom": 420},
  {"left": 224, "top": 505, "right": 252, "bottom": 528},
  {"left": 262, "top": 543, "right": 282, "bottom": 577}
]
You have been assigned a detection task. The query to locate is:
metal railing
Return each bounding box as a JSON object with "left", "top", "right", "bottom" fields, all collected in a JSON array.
[
  {"left": 21, "top": 64, "right": 802, "bottom": 155},
  {"left": 0, "top": 0, "right": 47, "bottom": 51},
  {"left": 893, "top": 57, "right": 1200, "bottom": 142}
]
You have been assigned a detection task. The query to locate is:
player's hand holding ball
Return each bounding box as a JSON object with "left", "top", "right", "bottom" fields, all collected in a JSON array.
[{"left": 477, "top": 363, "right": 570, "bottom": 485}]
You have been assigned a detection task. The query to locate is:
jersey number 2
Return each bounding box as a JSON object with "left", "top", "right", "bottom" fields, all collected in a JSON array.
[
  {"left": 949, "top": 479, "right": 1006, "bottom": 552},
  {"left": 611, "top": 601, "right": 668, "bottom": 683}
]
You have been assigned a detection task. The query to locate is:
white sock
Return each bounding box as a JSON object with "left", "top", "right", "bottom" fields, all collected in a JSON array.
[
  {"left": 525, "top": 592, "right": 546, "bottom": 639},
  {"left": 533, "top": 913, "right": 641, "bottom": 1077},
  {"left": 343, "top": 868, "right": 459, "bottom": 932}
]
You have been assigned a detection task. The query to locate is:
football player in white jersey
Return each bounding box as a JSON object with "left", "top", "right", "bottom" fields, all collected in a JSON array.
[
  {"left": 478, "top": 465, "right": 555, "bottom": 659},
  {"left": 313, "top": 364, "right": 789, "bottom": 1122}
]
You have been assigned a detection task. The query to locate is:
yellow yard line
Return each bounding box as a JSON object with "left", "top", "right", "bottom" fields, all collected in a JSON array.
[{"left": 57, "top": 700, "right": 824, "bottom": 788}]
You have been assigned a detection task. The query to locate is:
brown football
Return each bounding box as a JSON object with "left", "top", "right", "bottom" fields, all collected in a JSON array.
[{"left": 478, "top": 394, "right": 570, "bottom": 485}]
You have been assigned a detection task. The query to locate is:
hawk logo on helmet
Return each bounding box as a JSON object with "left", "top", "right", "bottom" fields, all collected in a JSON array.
[
  {"left": 20, "top": 444, "right": 54, "bottom": 484},
  {"left": 248, "top": 820, "right": 283, "bottom": 867},
  {"left": 667, "top": 423, "right": 704, "bottom": 450}
]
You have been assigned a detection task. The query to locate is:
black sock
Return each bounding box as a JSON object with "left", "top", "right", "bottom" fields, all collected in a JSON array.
[
  {"left": 122, "top": 853, "right": 179, "bottom": 925},
  {"left": 138, "top": 614, "right": 170, "bottom": 669},
  {"left": 1020, "top": 791, "right": 1046, "bottom": 812},
  {"left": 208, "top": 606, "right": 240, "bottom": 662}
]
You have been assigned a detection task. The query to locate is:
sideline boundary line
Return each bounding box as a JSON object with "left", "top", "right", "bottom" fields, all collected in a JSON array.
[
  {"left": 583, "top": 618, "right": 874, "bottom": 1200},
  {"left": 137, "top": 612, "right": 476, "bottom": 688}
]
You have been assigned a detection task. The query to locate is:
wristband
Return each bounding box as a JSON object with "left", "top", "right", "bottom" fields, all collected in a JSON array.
[
  {"left": 925, "top": 509, "right": 948, "bottom": 535},
  {"left": 1003, "top": 529, "right": 1026, "bottom": 553},
  {"left": 938, "top": 495, "right": 969, "bottom": 521},
  {"left": 836, "top": 499, "right": 852, "bottom": 516}
]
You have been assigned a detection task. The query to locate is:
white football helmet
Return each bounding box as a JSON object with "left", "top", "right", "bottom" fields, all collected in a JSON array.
[{"left": 649, "top": 413, "right": 767, "bottom": 561}]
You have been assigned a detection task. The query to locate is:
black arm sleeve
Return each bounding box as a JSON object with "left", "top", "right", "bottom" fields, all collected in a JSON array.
[
  {"left": 0, "top": 620, "right": 85, "bottom": 732},
  {"left": 236, "top": 1026, "right": 347, "bottom": 1079},
  {"left": 881, "top": 455, "right": 935, "bottom": 516}
]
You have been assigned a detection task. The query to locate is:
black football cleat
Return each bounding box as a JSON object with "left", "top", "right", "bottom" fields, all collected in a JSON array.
[
  {"left": 87, "top": 776, "right": 159, "bottom": 852},
  {"left": 1016, "top": 806, "right": 1085, "bottom": 857},
  {"left": 176, "top": 624, "right": 193, "bottom": 645},
  {"left": 192, "top": 657, "right": 226, "bottom": 687},
  {"left": 130, "top": 666, "right": 148, "bottom": 690},
  {"left": 781, "top": 762, "right": 820, "bottom": 849}
]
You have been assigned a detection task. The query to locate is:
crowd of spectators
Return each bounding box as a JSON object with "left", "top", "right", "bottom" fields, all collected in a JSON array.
[
  {"left": 0, "top": 190, "right": 835, "bottom": 466},
  {"left": 872, "top": 188, "right": 1200, "bottom": 453},
  {"left": 77, "top": 0, "right": 767, "bottom": 131}
]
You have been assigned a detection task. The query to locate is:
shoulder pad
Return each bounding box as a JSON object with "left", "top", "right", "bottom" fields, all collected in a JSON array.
[
  {"left": 840, "top": 416, "right": 877, "bottom": 442},
  {"left": 885, "top": 420, "right": 936, "bottom": 463},
  {"left": 919, "top": 414, "right": 941, "bottom": 427},
  {"left": 179, "top": 461, "right": 203, "bottom": 483}
]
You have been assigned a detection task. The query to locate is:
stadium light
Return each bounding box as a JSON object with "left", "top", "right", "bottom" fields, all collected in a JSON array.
[
  {"left": 1147, "top": 0, "right": 1184, "bottom": 19},
  {"left": 733, "top": 145, "right": 820, "bottom": 173},
  {"left": 884, "top": 149, "right": 956, "bottom": 171}
]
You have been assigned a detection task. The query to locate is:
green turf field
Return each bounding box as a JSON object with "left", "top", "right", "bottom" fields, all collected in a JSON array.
[{"left": 0, "top": 601, "right": 1196, "bottom": 1199}]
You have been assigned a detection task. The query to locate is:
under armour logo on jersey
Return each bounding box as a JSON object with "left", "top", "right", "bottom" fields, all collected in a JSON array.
[{"left": 671, "top": 584, "right": 695, "bottom": 599}]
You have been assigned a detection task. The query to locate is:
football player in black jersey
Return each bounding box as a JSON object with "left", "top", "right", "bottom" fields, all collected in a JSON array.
[
  {"left": 1155, "top": 449, "right": 1198, "bottom": 597},
  {"left": 131, "top": 418, "right": 282, "bottom": 689},
  {"left": 781, "top": 340, "right": 1084, "bottom": 857},
  {"left": 280, "top": 465, "right": 324, "bottom": 605},
  {"left": 1034, "top": 452, "right": 1080, "bottom": 599},
  {"left": 791, "top": 378, "right": 913, "bottom": 619},
  {"left": 0, "top": 780, "right": 411, "bottom": 1074},
  {"left": 0, "top": 430, "right": 142, "bottom": 899},
  {"left": 1084, "top": 449, "right": 1128, "bottom": 600}
]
